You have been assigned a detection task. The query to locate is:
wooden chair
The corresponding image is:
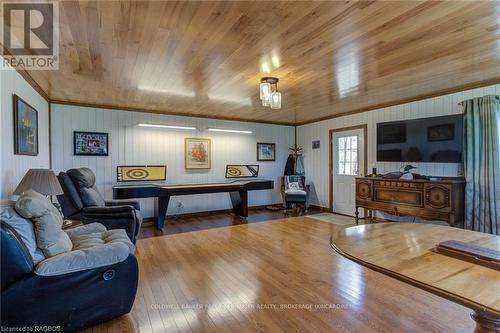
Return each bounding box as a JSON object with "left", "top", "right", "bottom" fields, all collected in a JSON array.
[{"left": 281, "top": 175, "right": 310, "bottom": 213}]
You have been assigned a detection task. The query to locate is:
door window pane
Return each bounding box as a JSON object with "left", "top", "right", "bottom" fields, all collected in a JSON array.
[{"left": 337, "top": 135, "right": 359, "bottom": 176}]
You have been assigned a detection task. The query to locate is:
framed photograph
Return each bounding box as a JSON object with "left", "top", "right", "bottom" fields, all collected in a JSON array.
[
  {"left": 13, "top": 94, "right": 38, "bottom": 156},
  {"left": 185, "top": 138, "right": 211, "bottom": 169},
  {"left": 225, "top": 165, "right": 259, "bottom": 178},
  {"left": 117, "top": 165, "right": 166, "bottom": 182},
  {"left": 427, "top": 124, "right": 455, "bottom": 142},
  {"left": 257, "top": 142, "right": 275, "bottom": 161},
  {"left": 74, "top": 131, "right": 109, "bottom": 156},
  {"left": 312, "top": 140, "right": 320, "bottom": 149}
]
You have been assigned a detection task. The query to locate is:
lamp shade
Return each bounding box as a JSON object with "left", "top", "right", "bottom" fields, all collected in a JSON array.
[{"left": 13, "top": 169, "right": 63, "bottom": 196}]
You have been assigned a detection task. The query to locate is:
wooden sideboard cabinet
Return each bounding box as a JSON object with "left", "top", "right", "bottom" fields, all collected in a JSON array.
[{"left": 355, "top": 177, "right": 465, "bottom": 227}]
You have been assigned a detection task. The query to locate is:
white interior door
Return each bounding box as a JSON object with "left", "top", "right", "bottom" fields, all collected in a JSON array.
[{"left": 332, "top": 128, "right": 365, "bottom": 216}]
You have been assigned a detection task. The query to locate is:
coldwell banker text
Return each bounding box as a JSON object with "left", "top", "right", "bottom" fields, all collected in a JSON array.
[{"left": 1, "top": 1, "right": 59, "bottom": 70}]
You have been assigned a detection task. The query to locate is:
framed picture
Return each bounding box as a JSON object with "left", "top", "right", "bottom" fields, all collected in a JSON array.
[
  {"left": 225, "top": 165, "right": 259, "bottom": 178},
  {"left": 257, "top": 142, "right": 275, "bottom": 161},
  {"left": 185, "top": 138, "right": 211, "bottom": 169},
  {"left": 117, "top": 165, "right": 166, "bottom": 182},
  {"left": 427, "top": 124, "right": 455, "bottom": 142},
  {"left": 312, "top": 140, "right": 320, "bottom": 149},
  {"left": 13, "top": 94, "right": 38, "bottom": 156},
  {"left": 74, "top": 131, "right": 109, "bottom": 156}
]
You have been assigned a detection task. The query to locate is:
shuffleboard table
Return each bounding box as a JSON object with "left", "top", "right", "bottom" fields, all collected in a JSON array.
[{"left": 113, "top": 180, "right": 274, "bottom": 229}]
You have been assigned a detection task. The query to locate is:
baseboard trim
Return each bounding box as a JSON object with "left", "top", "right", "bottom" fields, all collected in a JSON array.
[
  {"left": 141, "top": 203, "right": 284, "bottom": 224},
  {"left": 309, "top": 205, "right": 330, "bottom": 212}
]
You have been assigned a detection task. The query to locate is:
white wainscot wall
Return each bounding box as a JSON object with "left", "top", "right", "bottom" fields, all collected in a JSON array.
[
  {"left": 51, "top": 104, "right": 294, "bottom": 218},
  {"left": 0, "top": 62, "right": 50, "bottom": 199},
  {"left": 297, "top": 83, "right": 500, "bottom": 218}
]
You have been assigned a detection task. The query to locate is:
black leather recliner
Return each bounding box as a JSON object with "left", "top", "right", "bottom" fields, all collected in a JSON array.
[
  {"left": 0, "top": 221, "right": 139, "bottom": 332},
  {"left": 57, "top": 168, "right": 142, "bottom": 243}
]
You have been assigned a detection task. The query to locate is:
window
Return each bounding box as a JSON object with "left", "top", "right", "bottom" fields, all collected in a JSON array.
[{"left": 337, "top": 135, "right": 359, "bottom": 175}]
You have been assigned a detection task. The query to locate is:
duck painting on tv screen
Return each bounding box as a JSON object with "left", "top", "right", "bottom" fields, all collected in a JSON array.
[{"left": 376, "top": 115, "right": 463, "bottom": 163}]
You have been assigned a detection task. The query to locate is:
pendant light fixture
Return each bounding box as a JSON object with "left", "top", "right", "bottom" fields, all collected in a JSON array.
[{"left": 260, "top": 77, "right": 281, "bottom": 109}]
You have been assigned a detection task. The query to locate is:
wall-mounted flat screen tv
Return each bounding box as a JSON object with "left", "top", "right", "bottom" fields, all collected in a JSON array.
[{"left": 376, "top": 115, "right": 463, "bottom": 163}]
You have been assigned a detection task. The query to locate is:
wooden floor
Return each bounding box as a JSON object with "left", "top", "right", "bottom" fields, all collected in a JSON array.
[
  {"left": 86, "top": 214, "right": 474, "bottom": 333},
  {"left": 138, "top": 207, "right": 320, "bottom": 239}
]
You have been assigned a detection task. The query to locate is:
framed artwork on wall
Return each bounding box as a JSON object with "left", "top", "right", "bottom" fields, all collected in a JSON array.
[
  {"left": 74, "top": 131, "right": 109, "bottom": 156},
  {"left": 185, "top": 138, "right": 211, "bottom": 169},
  {"left": 225, "top": 165, "right": 259, "bottom": 178},
  {"left": 13, "top": 94, "right": 38, "bottom": 156},
  {"left": 257, "top": 142, "right": 275, "bottom": 161}
]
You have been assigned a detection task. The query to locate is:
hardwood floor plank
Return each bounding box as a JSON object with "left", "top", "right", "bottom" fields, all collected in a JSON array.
[{"left": 83, "top": 213, "right": 476, "bottom": 332}]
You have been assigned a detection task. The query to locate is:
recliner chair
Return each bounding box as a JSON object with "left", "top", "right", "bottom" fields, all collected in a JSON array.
[
  {"left": 0, "top": 220, "right": 138, "bottom": 332},
  {"left": 57, "top": 168, "right": 142, "bottom": 243}
]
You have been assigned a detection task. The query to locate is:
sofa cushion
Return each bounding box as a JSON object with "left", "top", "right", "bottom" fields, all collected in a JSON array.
[
  {"left": 35, "top": 227, "right": 134, "bottom": 276},
  {"left": 67, "top": 167, "right": 96, "bottom": 188},
  {"left": 71, "top": 229, "right": 135, "bottom": 253},
  {"left": 58, "top": 172, "right": 84, "bottom": 210},
  {"left": 64, "top": 222, "right": 107, "bottom": 238},
  {"left": 15, "top": 190, "right": 72, "bottom": 257},
  {"left": 0, "top": 203, "right": 45, "bottom": 264},
  {"left": 285, "top": 189, "right": 307, "bottom": 196},
  {"left": 79, "top": 186, "right": 105, "bottom": 207},
  {"left": 67, "top": 168, "right": 105, "bottom": 207}
]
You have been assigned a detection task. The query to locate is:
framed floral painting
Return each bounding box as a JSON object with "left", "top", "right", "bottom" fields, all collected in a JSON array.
[{"left": 185, "top": 138, "right": 211, "bottom": 169}]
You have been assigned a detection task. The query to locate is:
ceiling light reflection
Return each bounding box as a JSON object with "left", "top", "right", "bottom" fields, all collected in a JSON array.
[
  {"left": 335, "top": 43, "right": 361, "bottom": 98},
  {"left": 261, "top": 62, "right": 271, "bottom": 73},
  {"left": 207, "top": 93, "right": 252, "bottom": 106},
  {"left": 138, "top": 84, "right": 195, "bottom": 98},
  {"left": 271, "top": 55, "right": 280, "bottom": 68}
]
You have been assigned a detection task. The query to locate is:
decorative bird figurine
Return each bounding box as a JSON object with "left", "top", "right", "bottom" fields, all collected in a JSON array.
[{"left": 403, "top": 164, "right": 417, "bottom": 173}]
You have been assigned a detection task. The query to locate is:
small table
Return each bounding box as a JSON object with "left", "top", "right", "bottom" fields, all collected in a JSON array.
[{"left": 330, "top": 223, "right": 500, "bottom": 332}]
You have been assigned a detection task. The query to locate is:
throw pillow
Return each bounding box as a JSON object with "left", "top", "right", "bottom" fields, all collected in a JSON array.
[
  {"left": 15, "top": 190, "right": 72, "bottom": 257},
  {"left": 0, "top": 203, "right": 45, "bottom": 264}
]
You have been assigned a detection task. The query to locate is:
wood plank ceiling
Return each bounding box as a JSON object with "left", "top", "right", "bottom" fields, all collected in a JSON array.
[{"left": 22, "top": 1, "right": 500, "bottom": 125}]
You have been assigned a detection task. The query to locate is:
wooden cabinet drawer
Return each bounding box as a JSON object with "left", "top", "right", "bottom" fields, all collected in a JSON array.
[
  {"left": 374, "top": 189, "right": 423, "bottom": 207},
  {"left": 424, "top": 184, "right": 452, "bottom": 212},
  {"left": 356, "top": 180, "right": 373, "bottom": 200},
  {"left": 374, "top": 180, "right": 424, "bottom": 190}
]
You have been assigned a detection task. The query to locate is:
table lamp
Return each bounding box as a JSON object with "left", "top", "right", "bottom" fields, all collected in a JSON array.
[{"left": 13, "top": 169, "right": 63, "bottom": 199}]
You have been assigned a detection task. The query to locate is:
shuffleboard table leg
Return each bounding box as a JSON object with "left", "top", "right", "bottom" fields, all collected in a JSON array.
[
  {"left": 471, "top": 310, "right": 500, "bottom": 333},
  {"left": 230, "top": 190, "right": 248, "bottom": 218},
  {"left": 157, "top": 196, "right": 170, "bottom": 229}
]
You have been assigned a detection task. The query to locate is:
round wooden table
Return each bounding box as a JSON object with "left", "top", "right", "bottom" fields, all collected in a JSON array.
[{"left": 330, "top": 223, "right": 500, "bottom": 332}]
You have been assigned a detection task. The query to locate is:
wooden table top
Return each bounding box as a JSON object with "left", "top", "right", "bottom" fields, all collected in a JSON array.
[{"left": 330, "top": 223, "right": 500, "bottom": 316}]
